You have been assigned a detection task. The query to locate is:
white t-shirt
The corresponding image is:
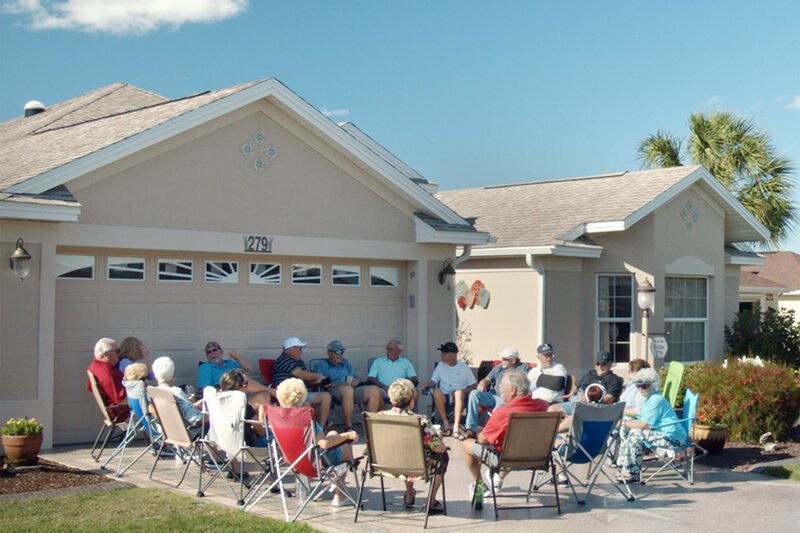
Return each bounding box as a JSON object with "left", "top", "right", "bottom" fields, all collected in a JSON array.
[
  {"left": 527, "top": 362, "right": 568, "bottom": 403},
  {"left": 430, "top": 360, "right": 477, "bottom": 395}
]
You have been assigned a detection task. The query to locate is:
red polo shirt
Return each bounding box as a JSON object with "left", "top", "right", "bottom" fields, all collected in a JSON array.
[{"left": 482, "top": 395, "right": 548, "bottom": 450}]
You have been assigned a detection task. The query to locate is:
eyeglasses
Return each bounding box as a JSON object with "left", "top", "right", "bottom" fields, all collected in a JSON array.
[
  {"left": 332, "top": 349, "right": 346, "bottom": 355},
  {"left": 635, "top": 383, "right": 651, "bottom": 390},
  {"left": 205, "top": 348, "right": 219, "bottom": 355}
]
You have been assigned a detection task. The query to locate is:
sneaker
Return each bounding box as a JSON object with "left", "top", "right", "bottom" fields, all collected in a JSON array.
[
  {"left": 333, "top": 463, "right": 349, "bottom": 477},
  {"left": 557, "top": 473, "right": 569, "bottom": 486},
  {"left": 492, "top": 472, "right": 503, "bottom": 491},
  {"left": 481, "top": 469, "right": 496, "bottom": 494},
  {"left": 331, "top": 494, "right": 353, "bottom": 507}
]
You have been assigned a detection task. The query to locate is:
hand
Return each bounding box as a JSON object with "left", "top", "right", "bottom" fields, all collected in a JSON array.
[
  {"left": 228, "top": 350, "right": 242, "bottom": 360},
  {"left": 478, "top": 380, "right": 489, "bottom": 392}
]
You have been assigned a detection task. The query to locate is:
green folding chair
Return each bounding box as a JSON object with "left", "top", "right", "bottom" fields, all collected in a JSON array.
[{"left": 662, "top": 361, "right": 685, "bottom": 408}]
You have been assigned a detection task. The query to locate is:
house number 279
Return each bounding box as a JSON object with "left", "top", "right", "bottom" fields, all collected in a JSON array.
[{"left": 244, "top": 235, "right": 274, "bottom": 253}]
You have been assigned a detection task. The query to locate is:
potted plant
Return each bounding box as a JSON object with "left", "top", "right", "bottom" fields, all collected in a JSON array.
[
  {"left": 690, "top": 400, "right": 728, "bottom": 455},
  {"left": 2, "top": 417, "right": 44, "bottom": 466}
]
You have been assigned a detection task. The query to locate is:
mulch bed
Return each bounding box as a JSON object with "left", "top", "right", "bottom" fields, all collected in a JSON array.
[
  {"left": 699, "top": 425, "right": 800, "bottom": 472},
  {"left": 0, "top": 458, "right": 112, "bottom": 495}
]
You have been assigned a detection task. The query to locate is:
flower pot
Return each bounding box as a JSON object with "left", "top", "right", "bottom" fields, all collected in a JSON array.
[
  {"left": 2, "top": 433, "right": 44, "bottom": 466},
  {"left": 690, "top": 424, "right": 727, "bottom": 455}
]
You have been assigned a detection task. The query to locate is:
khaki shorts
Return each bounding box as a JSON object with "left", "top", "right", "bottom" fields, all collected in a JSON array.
[
  {"left": 329, "top": 384, "right": 372, "bottom": 406},
  {"left": 471, "top": 442, "right": 500, "bottom": 468}
]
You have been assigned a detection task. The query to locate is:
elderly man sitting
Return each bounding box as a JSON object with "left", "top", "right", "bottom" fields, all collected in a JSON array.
[
  {"left": 461, "top": 370, "right": 549, "bottom": 494},
  {"left": 421, "top": 342, "right": 476, "bottom": 437},
  {"left": 272, "top": 336, "right": 332, "bottom": 430},
  {"left": 460, "top": 347, "right": 528, "bottom": 440},
  {"left": 527, "top": 342, "right": 568, "bottom": 404},
  {"left": 86, "top": 337, "right": 129, "bottom": 422},
  {"left": 316, "top": 340, "right": 384, "bottom": 431}
]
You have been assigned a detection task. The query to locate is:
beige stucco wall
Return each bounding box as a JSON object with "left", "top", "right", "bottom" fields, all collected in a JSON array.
[{"left": 780, "top": 294, "right": 800, "bottom": 325}]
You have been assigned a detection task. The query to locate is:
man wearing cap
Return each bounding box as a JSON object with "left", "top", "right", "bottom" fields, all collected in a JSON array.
[
  {"left": 316, "top": 340, "right": 384, "bottom": 430},
  {"left": 273, "top": 336, "right": 332, "bottom": 429},
  {"left": 421, "top": 342, "right": 477, "bottom": 437},
  {"left": 461, "top": 347, "right": 528, "bottom": 440},
  {"left": 199, "top": 340, "right": 274, "bottom": 408},
  {"left": 575, "top": 350, "right": 624, "bottom": 405},
  {"left": 367, "top": 339, "right": 419, "bottom": 400},
  {"left": 527, "top": 343, "right": 569, "bottom": 404}
]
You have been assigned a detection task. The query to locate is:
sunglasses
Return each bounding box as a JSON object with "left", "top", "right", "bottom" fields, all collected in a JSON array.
[
  {"left": 636, "top": 383, "right": 651, "bottom": 390},
  {"left": 332, "top": 349, "right": 346, "bottom": 355}
]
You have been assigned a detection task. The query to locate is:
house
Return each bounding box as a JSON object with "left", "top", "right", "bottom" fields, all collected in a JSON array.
[
  {"left": 436, "top": 166, "right": 769, "bottom": 376},
  {"left": 739, "top": 251, "right": 800, "bottom": 323},
  {"left": 0, "top": 79, "right": 489, "bottom": 447}
]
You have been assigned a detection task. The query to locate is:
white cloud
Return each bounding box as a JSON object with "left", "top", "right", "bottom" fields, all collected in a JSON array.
[
  {"left": 2, "top": 0, "right": 248, "bottom": 35},
  {"left": 320, "top": 108, "right": 351, "bottom": 119},
  {"left": 702, "top": 95, "right": 722, "bottom": 107},
  {"left": 785, "top": 95, "right": 800, "bottom": 111}
]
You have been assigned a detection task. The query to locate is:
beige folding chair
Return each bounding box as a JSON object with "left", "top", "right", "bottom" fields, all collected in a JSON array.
[
  {"left": 355, "top": 412, "right": 447, "bottom": 529},
  {"left": 147, "top": 386, "right": 205, "bottom": 491},
  {"left": 87, "top": 370, "right": 129, "bottom": 462},
  {"left": 472, "top": 411, "right": 563, "bottom": 520}
]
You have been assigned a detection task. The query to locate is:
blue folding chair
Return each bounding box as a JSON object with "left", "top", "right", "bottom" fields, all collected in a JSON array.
[
  {"left": 640, "top": 389, "right": 707, "bottom": 485},
  {"left": 101, "top": 380, "right": 162, "bottom": 476},
  {"left": 539, "top": 402, "right": 633, "bottom": 503}
]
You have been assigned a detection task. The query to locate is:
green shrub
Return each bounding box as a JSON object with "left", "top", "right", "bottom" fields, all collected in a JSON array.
[
  {"left": 686, "top": 360, "right": 800, "bottom": 443},
  {"left": 1, "top": 417, "right": 43, "bottom": 436},
  {"left": 725, "top": 304, "right": 800, "bottom": 368}
]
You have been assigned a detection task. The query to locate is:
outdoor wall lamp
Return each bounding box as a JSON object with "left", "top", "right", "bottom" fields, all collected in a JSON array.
[
  {"left": 637, "top": 279, "right": 655, "bottom": 318},
  {"left": 9, "top": 238, "right": 32, "bottom": 280},
  {"left": 438, "top": 258, "right": 456, "bottom": 288}
]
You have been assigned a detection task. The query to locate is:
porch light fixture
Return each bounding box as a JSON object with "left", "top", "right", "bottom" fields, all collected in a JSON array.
[
  {"left": 637, "top": 279, "right": 655, "bottom": 318},
  {"left": 9, "top": 238, "right": 32, "bottom": 280},
  {"left": 438, "top": 258, "right": 456, "bottom": 288}
]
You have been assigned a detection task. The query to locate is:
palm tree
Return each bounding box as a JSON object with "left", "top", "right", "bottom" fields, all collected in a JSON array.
[{"left": 638, "top": 111, "right": 796, "bottom": 245}]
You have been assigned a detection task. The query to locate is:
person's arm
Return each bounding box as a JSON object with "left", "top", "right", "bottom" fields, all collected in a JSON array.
[
  {"left": 290, "top": 366, "right": 325, "bottom": 384},
  {"left": 603, "top": 376, "right": 623, "bottom": 404},
  {"left": 368, "top": 376, "right": 387, "bottom": 390},
  {"left": 623, "top": 419, "right": 650, "bottom": 430},
  {"left": 317, "top": 430, "right": 358, "bottom": 449},
  {"left": 228, "top": 350, "right": 252, "bottom": 373},
  {"left": 406, "top": 361, "right": 419, "bottom": 387}
]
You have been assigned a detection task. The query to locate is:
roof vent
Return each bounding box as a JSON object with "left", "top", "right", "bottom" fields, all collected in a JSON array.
[{"left": 24, "top": 100, "right": 46, "bottom": 117}]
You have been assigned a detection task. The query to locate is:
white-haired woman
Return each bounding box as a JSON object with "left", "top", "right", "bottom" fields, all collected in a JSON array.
[
  {"left": 276, "top": 378, "right": 358, "bottom": 507},
  {"left": 616, "top": 367, "right": 687, "bottom": 483},
  {"left": 382, "top": 378, "right": 448, "bottom": 514},
  {"left": 152, "top": 356, "right": 204, "bottom": 432}
]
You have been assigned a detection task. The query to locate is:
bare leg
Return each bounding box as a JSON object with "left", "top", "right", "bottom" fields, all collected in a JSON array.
[
  {"left": 311, "top": 391, "right": 331, "bottom": 428},
  {"left": 432, "top": 389, "right": 451, "bottom": 431},
  {"left": 338, "top": 385, "right": 355, "bottom": 428},
  {"left": 461, "top": 438, "right": 481, "bottom": 481},
  {"left": 361, "top": 385, "right": 383, "bottom": 412},
  {"left": 453, "top": 389, "right": 466, "bottom": 430}
]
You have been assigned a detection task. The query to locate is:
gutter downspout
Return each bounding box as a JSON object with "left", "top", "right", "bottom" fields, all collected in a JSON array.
[{"left": 526, "top": 253, "right": 545, "bottom": 345}]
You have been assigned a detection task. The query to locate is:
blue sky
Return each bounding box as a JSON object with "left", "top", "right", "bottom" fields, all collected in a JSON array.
[{"left": 2, "top": 0, "right": 799, "bottom": 251}]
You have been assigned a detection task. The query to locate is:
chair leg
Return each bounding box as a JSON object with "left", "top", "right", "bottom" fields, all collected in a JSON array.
[
  {"left": 491, "top": 468, "right": 499, "bottom": 520},
  {"left": 354, "top": 469, "right": 368, "bottom": 522},
  {"left": 380, "top": 476, "right": 387, "bottom": 511},
  {"left": 149, "top": 440, "right": 166, "bottom": 480},
  {"left": 423, "top": 476, "right": 435, "bottom": 529},
  {"left": 551, "top": 462, "right": 562, "bottom": 514},
  {"left": 90, "top": 425, "right": 105, "bottom": 460}
]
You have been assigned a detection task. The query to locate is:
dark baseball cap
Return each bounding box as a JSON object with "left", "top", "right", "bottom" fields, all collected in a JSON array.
[
  {"left": 537, "top": 343, "right": 554, "bottom": 355},
  {"left": 437, "top": 342, "right": 459, "bottom": 354},
  {"left": 327, "top": 340, "right": 345, "bottom": 353},
  {"left": 596, "top": 350, "right": 613, "bottom": 365}
]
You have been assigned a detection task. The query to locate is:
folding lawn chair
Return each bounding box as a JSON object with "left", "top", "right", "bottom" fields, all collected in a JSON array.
[
  {"left": 101, "top": 379, "right": 162, "bottom": 476},
  {"left": 640, "top": 389, "right": 707, "bottom": 485},
  {"left": 244, "top": 405, "right": 358, "bottom": 522},
  {"left": 200, "top": 386, "right": 272, "bottom": 505},
  {"left": 355, "top": 412, "right": 447, "bottom": 529},
  {"left": 87, "top": 370, "right": 129, "bottom": 462},
  {"left": 471, "top": 411, "right": 563, "bottom": 520},
  {"left": 146, "top": 386, "right": 206, "bottom": 490},
  {"left": 662, "top": 361, "right": 685, "bottom": 408},
  {"left": 539, "top": 402, "right": 634, "bottom": 503}
]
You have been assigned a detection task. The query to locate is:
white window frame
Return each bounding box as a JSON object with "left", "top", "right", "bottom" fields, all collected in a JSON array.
[
  {"left": 204, "top": 260, "right": 239, "bottom": 284},
  {"left": 595, "top": 273, "right": 634, "bottom": 364},
  {"left": 107, "top": 256, "right": 145, "bottom": 282},
  {"left": 369, "top": 266, "right": 398, "bottom": 288},
  {"left": 292, "top": 263, "right": 322, "bottom": 285},
  {"left": 664, "top": 276, "right": 709, "bottom": 362},
  {"left": 332, "top": 264, "right": 361, "bottom": 287},
  {"left": 157, "top": 258, "right": 194, "bottom": 283},
  {"left": 249, "top": 262, "right": 281, "bottom": 285},
  {"left": 56, "top": 254, "right": 96, "bottom": 280}
]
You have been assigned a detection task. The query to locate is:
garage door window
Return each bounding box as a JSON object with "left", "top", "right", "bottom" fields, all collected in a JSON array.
[
  {"left": 158, "top": 259, "right": 193, "bottom": 282},
  {"left": 292, "top": 264, "right": 322, "bottom": 285},
  {"left": 332, "top": 265, "right": 360, "bottom": 286},
  {"left": 370, "top": 266, "right": 398, "bottom": 287},
  {"left": 107, "top": 256, "right": 145, "bottom": 281},
  {"left": 56, "top": 254, "right": 95, "bottom": 280},
  {"left": 205, "top": 261, "right": 239, "bottom": 284},
  {"left": 250, "top": 262, "right": 281, "bottom": 284}
]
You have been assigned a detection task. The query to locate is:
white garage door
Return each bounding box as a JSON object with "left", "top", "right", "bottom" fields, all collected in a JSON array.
[{"left": 54, "top": 250, "right": 404, "bottom": 444}]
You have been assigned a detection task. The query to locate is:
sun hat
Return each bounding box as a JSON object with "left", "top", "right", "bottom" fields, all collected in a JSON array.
[{"left": 498, "top": 346, "right": 520, "bottom": 360}]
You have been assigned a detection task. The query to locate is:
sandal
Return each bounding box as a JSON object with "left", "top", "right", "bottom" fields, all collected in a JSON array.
[
  {"left": 615, "top": 471, "right": 639, "bottom": 484},
  {"left": 404, "top": 487, "right": 416, "bottom": 508},
  {"left": 441, "top": 427, "right": 453, "bottom": 437},
  {"left": 427, "top": 500, "right": 445, "bottom": 514}
]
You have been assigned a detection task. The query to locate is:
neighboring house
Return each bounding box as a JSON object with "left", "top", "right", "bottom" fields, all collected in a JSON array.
[
  {"left": 436, "top": 166, "right": 769, "bottom": 376},
  {"left": 739, "top": 252, "right": 800, "bottom": 323},
  {"left": 0, "top": 79, "right": 489, "bottom": 447}
]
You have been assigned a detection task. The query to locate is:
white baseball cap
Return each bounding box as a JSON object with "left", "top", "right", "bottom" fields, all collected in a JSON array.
[
  {"left": 283, "top": 336, "right": 308, "bottom": 350},
  {"left": 498, "top": 346, "right": 520, "bottom": 360}
]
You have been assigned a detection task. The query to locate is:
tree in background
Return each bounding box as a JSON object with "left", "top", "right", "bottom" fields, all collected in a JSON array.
[{"left": 638, "top": 111, "right": 796, "bottom": 245}]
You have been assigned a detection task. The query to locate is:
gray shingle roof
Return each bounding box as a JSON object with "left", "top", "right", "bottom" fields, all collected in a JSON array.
[
  {"left": 742, "top": 252, "right": 800, "bottom": 290},
  {"left": 0, "top": 81, "right": 259, "bottom": 190},
  {"left": 435, "top": 166, "right": 699, "bottom": 248}
]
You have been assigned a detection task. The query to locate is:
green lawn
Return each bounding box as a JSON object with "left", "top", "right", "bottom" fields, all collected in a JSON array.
[
  {"left": 760, "top": 463, "right": 800, "bottom": 481},
  {"left": 0, "top": 487, "right": 317, "bottom": 532}
]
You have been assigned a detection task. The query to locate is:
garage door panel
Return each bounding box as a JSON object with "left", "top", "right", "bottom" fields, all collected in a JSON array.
[
  {"left": 56, "top": 301, "right": 100, "bottom": 331},
  {"left": 103, "top": 302, "right": 149, "bottom": 330},
  {"left": 330, "top": 304, "right": 363, "bottom": 329},
  {"left": 289, "top": 303, "right": 326, "bottom": 329},
  {"left": 245, "top": 304, "right": 286, "bottom": 330},
  {"left": 202, "top": 303, "right": 244, "bottom": 329},
  {"left": 367, "top": 304, "right": 402, "bottom": 329},
  {"left": 153, "top": 302, "right": 200, "bottom": 331}
]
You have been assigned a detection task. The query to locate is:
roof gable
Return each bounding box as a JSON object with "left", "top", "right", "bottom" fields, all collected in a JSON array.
[{"left": 742, "top": 251, "right": 800, "bottom": 289}]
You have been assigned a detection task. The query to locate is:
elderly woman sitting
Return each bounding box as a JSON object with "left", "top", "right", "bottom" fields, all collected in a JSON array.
[
  {"left": 152, "top": 356, "right": 204, "bottom": 434},
  {"left": 616, "top": 367, "right": 687, "bottom": 483},
  {"left": 220, "top": 368, "right": 268, "bottom": 448},
  {"left": 382, "top": 378, "right": 448, "bottom": 514},
  {"left": 276, "top": 378, "right": 358, "bottom": 507}
]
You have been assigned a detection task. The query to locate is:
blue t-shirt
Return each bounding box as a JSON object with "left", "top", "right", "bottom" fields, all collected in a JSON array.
[
  {"left": 316, "top": 358, "right": 355, "bottom": 385},
  {"left": 272, "top": 353, "right": 307, "bottom": 387},
  {"left": 197, "top": 359, "right": 241, "bottom": 389},
  {"left": 641, "top": 392, "right": 687, "bottom": 443},
  {"left": 368, "top": 356, "right": 417, "bottom": 386}
]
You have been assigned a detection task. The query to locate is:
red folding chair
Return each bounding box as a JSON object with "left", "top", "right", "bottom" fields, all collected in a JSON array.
[
  {"left": 258, "top": 358, "right": 276, "bottom": 385},
  {"left": 243, "top": 405, "right": 358, "bottom": 521}
]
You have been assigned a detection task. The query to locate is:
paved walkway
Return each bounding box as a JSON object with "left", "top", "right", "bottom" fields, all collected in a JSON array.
[{"left": 42, "top": 437, "right": 800, "bottom": 533}]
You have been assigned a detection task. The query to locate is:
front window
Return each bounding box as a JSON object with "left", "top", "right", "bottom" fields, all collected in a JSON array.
[
  {"left": 596, "top": 274, "right": 633, "bottom": 363},
  {"left": 665, "top": 277, "right": 708, "bottom": 362}
]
